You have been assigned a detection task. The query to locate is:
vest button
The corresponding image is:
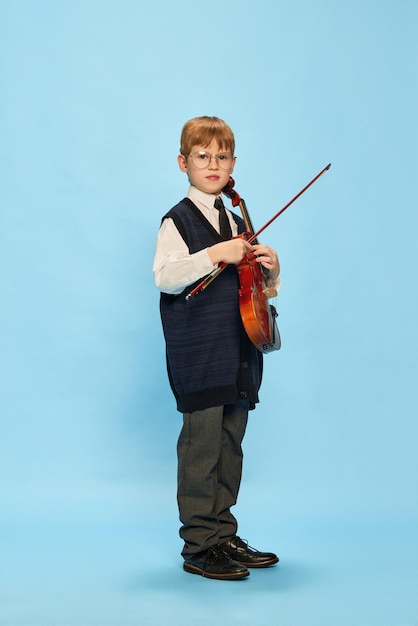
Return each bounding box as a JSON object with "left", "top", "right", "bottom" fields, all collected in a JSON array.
[
  {"left": 240, "top": 391, "right": 248, "bottom": 398},
  {"left": 241, "top": 361, "right": 248, "bottom": 369}
]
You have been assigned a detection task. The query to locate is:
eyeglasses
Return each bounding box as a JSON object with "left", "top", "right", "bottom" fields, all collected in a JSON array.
[{"left": 187, "top": 151, "right": 234, "bottom": 170}]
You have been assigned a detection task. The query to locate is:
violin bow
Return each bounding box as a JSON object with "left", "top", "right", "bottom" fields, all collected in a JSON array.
[{"left": 185, "top": 162, "right": 331, "bottom": 300}]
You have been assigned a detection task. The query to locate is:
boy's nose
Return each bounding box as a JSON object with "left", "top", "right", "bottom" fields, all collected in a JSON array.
[{"left": 208, "top": 155, "right": 219, "bottom": 169}]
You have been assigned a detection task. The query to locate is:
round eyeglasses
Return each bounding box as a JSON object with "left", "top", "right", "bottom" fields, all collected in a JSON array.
[{"left": 187, "top": 151, "right": 234, "bottom": 170}]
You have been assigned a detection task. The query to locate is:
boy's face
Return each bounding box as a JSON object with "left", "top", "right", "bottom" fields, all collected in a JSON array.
[{"left": 177, "top": 140, "right": 236, "bottom": 196}]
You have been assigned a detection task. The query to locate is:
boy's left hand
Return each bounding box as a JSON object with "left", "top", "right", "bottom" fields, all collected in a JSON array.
[{"left": 251, "top": 244, "right": 280, "bottom": 280}]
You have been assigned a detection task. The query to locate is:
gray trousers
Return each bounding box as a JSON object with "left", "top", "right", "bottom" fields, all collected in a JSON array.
[{"left": 177, "top": 400, "right": 249, "bottom": 559}]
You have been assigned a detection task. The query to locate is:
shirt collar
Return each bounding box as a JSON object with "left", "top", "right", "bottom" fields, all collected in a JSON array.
[{"left": 187, "top": 185, "right": 218, "bottom": 210}]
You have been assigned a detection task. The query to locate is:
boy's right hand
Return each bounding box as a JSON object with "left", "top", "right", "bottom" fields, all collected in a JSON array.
[{"left": 207, "top": 236, "right": 253, "bottom": 266}]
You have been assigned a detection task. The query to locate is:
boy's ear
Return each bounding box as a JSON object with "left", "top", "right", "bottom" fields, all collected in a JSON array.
[{"left": 177, "top": 154, "right": 188, "bottom": 172}]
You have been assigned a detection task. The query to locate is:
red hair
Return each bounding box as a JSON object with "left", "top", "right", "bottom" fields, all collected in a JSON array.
[{"left": 180, "top": 116, "right": 235, "bottom": 156}]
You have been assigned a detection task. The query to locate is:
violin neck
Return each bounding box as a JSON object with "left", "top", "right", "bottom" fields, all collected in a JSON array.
[{"left": 239, "top": 199, "right": 259, "bottom": 244}]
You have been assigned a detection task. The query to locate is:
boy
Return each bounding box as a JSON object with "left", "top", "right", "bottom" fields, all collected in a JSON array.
[{"left": 153, "top": 116, "right": 280, "bottom": 580}]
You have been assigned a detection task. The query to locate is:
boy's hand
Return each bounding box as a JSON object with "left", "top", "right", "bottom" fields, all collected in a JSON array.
[
  {"left": 251, "top": 244, "right": 280, "bottom": 280},
  {"left": 208, "top": 237, "right": 253, "bottom": 266}
]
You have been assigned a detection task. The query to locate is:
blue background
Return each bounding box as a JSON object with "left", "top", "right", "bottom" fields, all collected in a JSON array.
[{"left": 1, "top": 1, "right": 417, "bottom": 624}]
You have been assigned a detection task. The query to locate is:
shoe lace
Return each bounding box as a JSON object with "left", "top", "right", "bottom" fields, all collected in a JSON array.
[
  {"left": 232, "top": 535, "right": 259, "bottom": 554},
  {"left": 205, "top": 544, "right": 228, "bottom": 565},
  {"left": 234, "top": 535, "right": 248, "bottom": 548}
]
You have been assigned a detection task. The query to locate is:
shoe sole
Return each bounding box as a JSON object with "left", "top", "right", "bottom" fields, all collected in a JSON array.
[
  {"left": 183, "top": 562, "right": 249, "bottom": 580},
  {"left": 235, "top": 557, "right": 279, "bottom": 568}
]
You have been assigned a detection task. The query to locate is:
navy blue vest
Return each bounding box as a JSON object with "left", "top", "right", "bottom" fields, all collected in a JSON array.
[{"left": 160, "top": 198, "right": 263, "bottom": 413}]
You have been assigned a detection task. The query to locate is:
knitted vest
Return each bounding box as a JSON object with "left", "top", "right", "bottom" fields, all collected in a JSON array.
[{"left": 160, "top": 198, "right": 263, "bottom": 413}]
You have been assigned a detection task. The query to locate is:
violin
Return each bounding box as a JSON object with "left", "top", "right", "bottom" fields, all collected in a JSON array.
[
  {"left": 222, "top": 180, "right": 281, "bottom": 354},
  {"left": 185, "top": 163, "right": 331, "bottom": 354}
]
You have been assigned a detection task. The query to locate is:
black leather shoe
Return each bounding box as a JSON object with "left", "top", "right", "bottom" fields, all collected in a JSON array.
[
  {"left": 183, "top": 544, "right": 250, "bottom": 580},
  {"left": 220, "top": 535, "right": 279, "bottom": 568}
]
